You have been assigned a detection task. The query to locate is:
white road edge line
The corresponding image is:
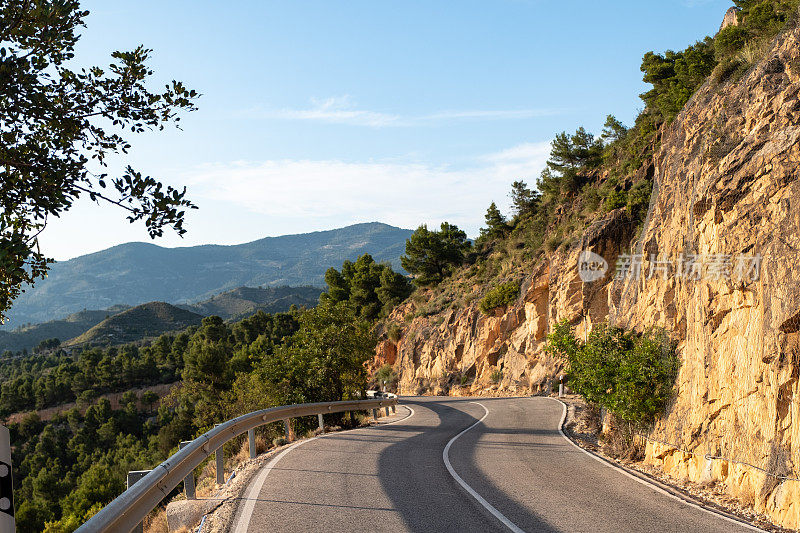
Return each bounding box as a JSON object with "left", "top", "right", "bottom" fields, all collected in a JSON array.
[
  {"left": 545, "top": 397, "right": 765, "bottom": 533},
  {"left": 442, "top": 402, "right": 526, "bottom": 533},
  {"left": 233, "top": 404, "right": 416, "bottom": 533}
]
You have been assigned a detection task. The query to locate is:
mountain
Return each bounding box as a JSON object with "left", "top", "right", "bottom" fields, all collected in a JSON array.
[
  {"left": 5, "top": 222, "right": 412, "bottom": 328},
  {"left": 63, "top": 302, "right": 204, "bottom": 348},
  {"left": 0, "top": 306, "right": 130, "bottom": 354},
  {"left": 181, "top": 286, "right": 322, "bottom": 321}
]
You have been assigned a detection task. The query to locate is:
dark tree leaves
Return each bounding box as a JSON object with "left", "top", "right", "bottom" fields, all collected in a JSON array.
[{"left": 0, "top": 0, "right": 199, "bottom": 323}]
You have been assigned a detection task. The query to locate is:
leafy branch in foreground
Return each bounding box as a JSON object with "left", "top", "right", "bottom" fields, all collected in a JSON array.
[{"left": 0, "top": 0, "right": 200, "bottom": 323}]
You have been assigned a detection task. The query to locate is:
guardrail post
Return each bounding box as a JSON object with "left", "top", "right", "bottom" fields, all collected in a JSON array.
[
  {"left": 317, "top": 413, "right": 324, "bottom": 432},
  {"left": 248, "top": 429, "right": 256, "bottom": 459},
  {"left": 215, "top": 447, "right": 225, "bottom": 485},
  {"left": 283, "top": 419, "right": 292, "bottom": 441},
  {"left": 384, "top": 406, "right": 390, "bottom": 416},
  {"left": 126, "top": 470, "right": 151, "bottom": 533},
  {"left": 214, "top": 423, "right": 224, "bottom": 485},
  {"left": 558, "top": 375, "right": 564, "bottom": 398},
  {"left": 0, "top": 425, "right": 15, "bottom": 533},
  {"left": 372, "top": 408, "right": 378, "bottom": 420},
  {"left": 179, "top": 442, "right": 196, "bottom": 499}
]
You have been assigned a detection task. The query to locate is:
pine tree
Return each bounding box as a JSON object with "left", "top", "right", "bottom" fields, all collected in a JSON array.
[
  {"left": 401, "top": 223, "right": 470, "bottom": 286},
  {"left": 376, "top": 268, "right": 413, "bottom": 316},
  {"left": 482, "top": 202, "right": 509, "bottom": 240},
  {"left": 509, "top": 181, "right": 540, "bottom": 219}
]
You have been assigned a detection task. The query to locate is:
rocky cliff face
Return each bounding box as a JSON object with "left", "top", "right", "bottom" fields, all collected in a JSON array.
[
  {"left": 611, "top": 21, "right": 800, "bottom": 528},
  {"left": 376, "top": 14, "right": 800, "bottom": 530}
]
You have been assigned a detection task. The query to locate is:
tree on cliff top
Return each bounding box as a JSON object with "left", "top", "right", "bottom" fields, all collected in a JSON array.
[
  {"left": 321, "top": 254, "right": 412, "bottom": 320},
  {"left": 401, "top": 222, "right": 470, "bottom": 287},
  {"left": 0, "top": 0, "right": 199, "bottom": 324}
]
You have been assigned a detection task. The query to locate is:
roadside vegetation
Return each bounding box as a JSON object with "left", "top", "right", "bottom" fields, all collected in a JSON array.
[{"left": 545, "top": 321, "right": 679, "bottom": 429}]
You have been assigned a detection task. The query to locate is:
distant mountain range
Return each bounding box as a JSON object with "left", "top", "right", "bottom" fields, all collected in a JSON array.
[
  {"left": 0, "top": 306, "right": 131, "bottom": 354},
  {"left": 4, "top": 222, "right": 412, "bottom": 329},
  {"left": 0, "top": 285, "right": 325, "bottom": 353}
]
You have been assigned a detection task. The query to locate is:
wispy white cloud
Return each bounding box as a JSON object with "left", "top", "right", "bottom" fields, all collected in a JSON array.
[
  {"left": 180, "top": 141, "right": 550, "bottom": 236},
  {"left": 262, "top": 96, "right": 400, "bottom": 127},
  {"left": 246, "top": 95, "right": 562, "bottom": 127}
]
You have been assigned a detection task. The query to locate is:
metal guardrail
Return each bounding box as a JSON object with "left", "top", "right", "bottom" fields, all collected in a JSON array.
[{"left": 77, "top": 397, "right": 398, "bottom": 533}]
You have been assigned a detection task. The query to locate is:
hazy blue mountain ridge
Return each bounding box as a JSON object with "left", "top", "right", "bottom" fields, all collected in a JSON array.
[{"left": 6, "top": 222, "right": 412, "bottom": 328}]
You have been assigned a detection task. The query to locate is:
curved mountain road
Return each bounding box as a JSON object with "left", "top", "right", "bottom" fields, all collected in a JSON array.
[{"left": 232, "top": 397, "right": 758, "bottom": 532}]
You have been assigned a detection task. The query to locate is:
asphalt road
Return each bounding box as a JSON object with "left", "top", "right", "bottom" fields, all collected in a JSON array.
[{"left": 232, "top": 397, "right": 757, "bottom": 533}]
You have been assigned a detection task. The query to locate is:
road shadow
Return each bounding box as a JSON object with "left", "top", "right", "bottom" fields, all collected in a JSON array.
[{"left": 374, "top": 398, "right": 561, "bottom": 532}]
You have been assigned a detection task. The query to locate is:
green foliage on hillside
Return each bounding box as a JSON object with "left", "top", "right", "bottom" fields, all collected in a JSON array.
[
  {"left": 321, "top": 254, "right": 412, "bottom": 320},
  {"left": 714, "top": 1, "right": 800, "bottom": 82},
  {"left": 6, "top": 300, "right": 376, "bottom": 532},
  {"left": 640, "top": 38, "right": 716, "bottom": 121},
  {"left": 0, "top": 309, "right": 127, "bottom": 354},
  {"left": 546, "top": 321, "right": 679, "bottom": 426},
  {"left": 478, "top": 282, "right": 520, "bottom": 314},
  {"left": 479, "top": 202, "right": 511, "bottom": 243}
]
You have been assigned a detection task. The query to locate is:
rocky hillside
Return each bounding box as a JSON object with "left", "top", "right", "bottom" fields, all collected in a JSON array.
[
  {"left": 375, "top": 7, "right": 800, "bottom": 529},
  {"left": 5, "top": 222, "right": 411, "bottom": 329},
  {"left": 612, "top": 21, "right": 800, "bottom": 527}
]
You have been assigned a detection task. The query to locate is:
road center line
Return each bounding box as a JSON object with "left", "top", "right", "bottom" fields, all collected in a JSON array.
[
  {"left": 233, "top": 405, "right": 415, "bottom": 532},
  {"left": 442, "top": 402, "right": 526, "bottom": 533}
]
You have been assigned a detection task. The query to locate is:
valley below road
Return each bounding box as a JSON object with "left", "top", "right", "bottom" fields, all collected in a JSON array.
[{"left": 229, "top": 397, "right": 758, "bottom": 533}]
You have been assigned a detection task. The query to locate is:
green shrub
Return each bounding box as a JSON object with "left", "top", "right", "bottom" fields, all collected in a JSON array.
[
  {"left": 545, "top": 320, "right": 679, "bottom": 426},
  {"left": 626, "top": 179, "right": 653, "bottom": 222},
  {"left": 374, "top": 364, "right": 397, "bottom": 391},
  {"left": 478, "top": 281, "right": 520, "bottom": 314},
  {"left": 490, "top": 370, "right": 503, "bottom": 383},
  {"left": 604, "top": 189, "right": 627, "bottom": 212},
  {"left": 715, "top": 26, "right": 748, "bottom": 59},
  {"left": 712, "top": 57, "right": 747, "bottom": 84},
  {"left": 387, "top": 323, "right": 402, "bottom": 342},
  {"left": 460, "top": 373, "right": 470, "bottom": 386},
  {"left": 544, "top": 234, "right": 563, "bottom": 253}
]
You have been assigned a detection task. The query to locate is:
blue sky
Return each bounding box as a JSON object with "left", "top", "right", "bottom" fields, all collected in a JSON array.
[{"left": 41, "top": 0, "right": 733, "bottom": 260}]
